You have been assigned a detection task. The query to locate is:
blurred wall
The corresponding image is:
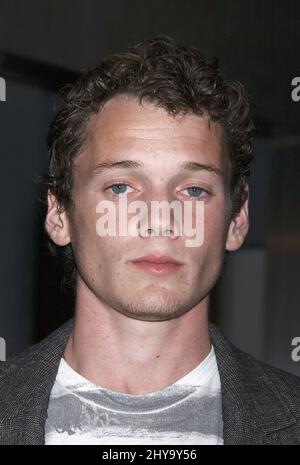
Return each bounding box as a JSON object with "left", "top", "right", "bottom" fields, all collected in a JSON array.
[
  {"left": 264, "top": 144, "right": 300, "bottom": 375},
  {"left": 0, "top": 0, "right": 299, "bottom": 136},
  {"left": 0, "top": 75, "right": 56, "bottom": 358}
]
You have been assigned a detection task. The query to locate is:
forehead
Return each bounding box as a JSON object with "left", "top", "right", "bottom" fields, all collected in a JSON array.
[{"left": 77, "top": 95, "right": 229, "bottom": 176}]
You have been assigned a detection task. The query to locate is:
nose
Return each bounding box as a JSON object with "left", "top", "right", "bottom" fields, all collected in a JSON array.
[{"left": 137, "top": 200, "right": 182, "bottom": 240}]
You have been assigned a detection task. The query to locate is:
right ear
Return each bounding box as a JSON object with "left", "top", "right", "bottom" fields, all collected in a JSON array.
[{"left": 45, "top": 190, "right": 71, "bottom": 246}]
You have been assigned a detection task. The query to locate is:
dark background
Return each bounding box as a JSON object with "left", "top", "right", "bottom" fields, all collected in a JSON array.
[{"left": 0, "top": 0, "right": 299, "bottom": 375}]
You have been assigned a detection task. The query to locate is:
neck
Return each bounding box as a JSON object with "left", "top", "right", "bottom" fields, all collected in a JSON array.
[{"left": 64, "top": 278, "right": 211, "bottom": 395}]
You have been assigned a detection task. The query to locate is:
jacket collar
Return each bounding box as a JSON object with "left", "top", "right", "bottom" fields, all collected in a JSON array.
[
  {"left": 209, "top": 323, "right": 297, "bottom": 444},
  {"left": 0, "top": 320, "right": 72, "bottom": 444},
  {"left": 0, "top": 319, "right": 296, "bottom": 444}
]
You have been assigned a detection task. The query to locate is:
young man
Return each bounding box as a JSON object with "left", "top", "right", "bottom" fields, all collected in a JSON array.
[{"left": 0, "top": 37, "right": 299, "bottom": 445}]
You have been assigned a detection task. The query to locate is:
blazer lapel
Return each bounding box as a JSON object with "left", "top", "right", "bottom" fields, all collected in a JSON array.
[
  {"left": 0, "top": 320, "right": 73, "bottom": 444},
  {"left": 209, "top": 323, "right": 297, "bottom": 445}
]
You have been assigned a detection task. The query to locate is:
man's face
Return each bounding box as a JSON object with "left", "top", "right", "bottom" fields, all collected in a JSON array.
[{"left": 50, "top": 95, "right": 248, "bottom": 321}]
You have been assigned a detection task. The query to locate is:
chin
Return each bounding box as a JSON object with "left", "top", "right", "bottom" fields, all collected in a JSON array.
[
  {"left": 117, "top": 307, "right": 186, "bottom": 322},
  {"left": 112, "top": 292, "right": 196, "bottom": 322}
]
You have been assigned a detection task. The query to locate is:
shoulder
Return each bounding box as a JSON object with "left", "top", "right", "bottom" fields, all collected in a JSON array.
[
  {"left": 0, "top": 319, "right": 73, "bottom": 405},
  {"left": 230, "top": 342, "right": 300, "bottom": 434},
  {"left": 210, "top": 322, "right": 300, "bottom": 418},
  {"left": 237, "top": 345, "right": 300, "bottom": 399}
]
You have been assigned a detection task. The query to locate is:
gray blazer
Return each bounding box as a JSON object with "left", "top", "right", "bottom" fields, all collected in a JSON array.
[{"left": 0, "top": 319, "right": 299, "bottom": 445}]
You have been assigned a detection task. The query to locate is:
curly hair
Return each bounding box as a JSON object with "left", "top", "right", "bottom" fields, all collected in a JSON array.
[{"left": 44, "top": 35, "right": 254, "bottom": 285}]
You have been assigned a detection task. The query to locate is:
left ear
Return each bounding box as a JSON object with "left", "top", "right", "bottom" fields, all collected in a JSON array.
[{"left": 225, "top": 189, "right": 249, "bottom": 252}]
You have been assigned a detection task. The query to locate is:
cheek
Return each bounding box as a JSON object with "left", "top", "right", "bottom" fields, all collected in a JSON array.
[
  {"left": 68, "top": 199, "right": 103, "bottom": 264},
  {"left": 200, "top": 204, "right": 229, "bottom": 261},
  {"left": 204, "top": 197, "right": 229, "bottom": 235}
]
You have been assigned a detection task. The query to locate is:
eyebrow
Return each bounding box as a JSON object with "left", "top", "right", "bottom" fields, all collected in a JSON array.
[
  {"left": 90, "top": 159, "right": 142, "bottom": 177},
  {"left": 89, "top": 158, "right": 224, "bottom": 179},
  {"left": 178, "top": 161, "right": 224, "bottom": 178}
]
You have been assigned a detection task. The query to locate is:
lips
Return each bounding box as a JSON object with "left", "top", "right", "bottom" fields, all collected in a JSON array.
[
  {"left": 132, "top": 254, "right": 183, "bottom": 265},
  {"left": 129, "top": 254, "right": 184, "bottom": 275}
]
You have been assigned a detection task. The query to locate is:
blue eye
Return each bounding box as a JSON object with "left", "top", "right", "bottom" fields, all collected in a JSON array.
[
  {"left": 186, "top": 186, "right": 204, "bottom": 197},
  {"left": 107, "top": 183, "right": 133, "bottom": 195}
]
